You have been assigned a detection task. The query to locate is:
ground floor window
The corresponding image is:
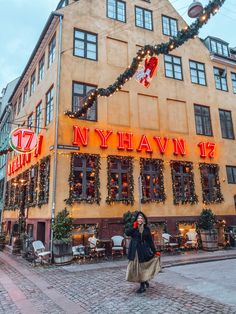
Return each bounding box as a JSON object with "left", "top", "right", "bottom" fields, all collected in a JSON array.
[
  {"left": 38, "top": 156, "right": 50, "bottom": 206},
  {"left": 67, "top": 153, "right": 101, "bottom": 205},
  {"left": 106, "top": 155, "right": 134, "bottom": 205},
  {"left": 140, "top": 158, "right": 166, "bottom": 203},
  {"left": 170, "top": 161, "right": 198, "bottom": 205},
  {"left": 199, "top": 163, "right": 224, "bottom": 204}
]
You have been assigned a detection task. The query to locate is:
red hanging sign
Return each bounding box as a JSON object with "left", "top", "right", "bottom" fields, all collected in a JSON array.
[
  {"left": 9, "top": 128, "right": 37, "bottom": 153},
  {"left": 135, "top": 56, "right": 158, "bottom": 88}
]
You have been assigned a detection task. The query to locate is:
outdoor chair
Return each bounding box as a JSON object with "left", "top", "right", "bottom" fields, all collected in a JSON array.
[
  {"left": 111, "top": 235, "right": 124, "bottom": 257},
  {"left": 162, "top": 233, "right": 179, "bottom": 252},
  {"left": 72, "top": 245, "right": 85, "bottom": 262},
  {"left": 88, "top": 237, "right": 106, "bottom": 258},
  {"left": 185, "top": 231, "right": 198, "bottom": 249},
  {"left": 32, "top": 240, "right": 51, "bottom": 265}
]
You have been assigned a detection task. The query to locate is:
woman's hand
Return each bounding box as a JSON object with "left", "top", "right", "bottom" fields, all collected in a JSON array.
[
  {"left": 133, "top": 221, "right": 138, "bottom": 229},
  {"left": 155, "top": 251, "right": 161, "bottom": 256}
]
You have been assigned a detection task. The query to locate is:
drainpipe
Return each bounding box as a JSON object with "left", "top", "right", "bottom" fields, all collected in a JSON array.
[{"left": 50, "top": 14, "right": 63, "bottom": 253}]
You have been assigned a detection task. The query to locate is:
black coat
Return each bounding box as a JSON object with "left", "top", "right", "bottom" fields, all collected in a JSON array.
[{"left": 126, "top": 225, "right": 156, "bottom": 263}]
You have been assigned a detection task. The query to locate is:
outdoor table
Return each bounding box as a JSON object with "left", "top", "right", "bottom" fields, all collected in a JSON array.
[{"left": 99, "top": 239, "right": 112, "bottom": 256}]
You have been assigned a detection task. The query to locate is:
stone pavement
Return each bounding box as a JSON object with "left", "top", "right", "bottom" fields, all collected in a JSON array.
[{"left": 0, "top": 249, "right": 236, "bottom": 314}]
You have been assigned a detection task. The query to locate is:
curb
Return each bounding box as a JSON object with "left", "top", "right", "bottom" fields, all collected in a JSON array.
[{"left": 162, "top": 254, "right": 236, "bottom": 268}]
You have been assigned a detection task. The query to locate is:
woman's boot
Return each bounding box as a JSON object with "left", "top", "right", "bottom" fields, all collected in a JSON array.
[
  {"left": 136, "top": 282, "right": 146, "bottom": 293},
  {"left": 145, "top": 281, "right": 149, "bottom": 288}
]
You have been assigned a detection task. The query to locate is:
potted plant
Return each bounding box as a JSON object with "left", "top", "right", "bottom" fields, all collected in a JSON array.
[
  {"left": 197, "top": 208, "right": 218, "bottom": 251},
  {"left": 123, "top": 210, "right": 139, "bottom": 254},
  {"left": 52, "top": 208, "right": 73, "bottom": 265},
  {"left": 0, "top": 233, "right": 6, "bottom": 251}
]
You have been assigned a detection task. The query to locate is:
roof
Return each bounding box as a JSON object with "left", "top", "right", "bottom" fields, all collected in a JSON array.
[
  {"left": 204, "top": 36, "right": 229, "bottom": 46},
  {"left": 0, "top": 77, "right": 20, "bottom": 118}
]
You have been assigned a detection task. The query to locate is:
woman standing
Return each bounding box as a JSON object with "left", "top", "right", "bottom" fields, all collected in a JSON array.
[{"left": 126, "top": 211, "right": 161, "bottom": 293}]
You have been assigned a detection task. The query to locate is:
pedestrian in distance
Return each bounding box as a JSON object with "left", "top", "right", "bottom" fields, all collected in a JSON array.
[{"left": 125, "top": 211, "right": 161, "bottom": 293}]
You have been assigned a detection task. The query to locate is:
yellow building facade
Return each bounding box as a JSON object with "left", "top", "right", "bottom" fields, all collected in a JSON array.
[{"left": 3, "top": 0, "right": 236, "bottom": 248}]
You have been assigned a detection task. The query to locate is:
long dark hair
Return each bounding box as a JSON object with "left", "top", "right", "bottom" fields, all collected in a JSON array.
[{"left": 134, "top": 211, "right": 148, "bottom": 226}]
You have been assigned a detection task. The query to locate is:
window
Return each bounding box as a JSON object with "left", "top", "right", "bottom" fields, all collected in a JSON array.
[
  {"left": 45, "top": 87, "right": 54, "bottom": 125},
  {"left": 69, "top": 154, "right": 100, "bottom": 203},
  {"left": 38, "top": 55, "right": 45, "bottom": 82},
  {"left": 107, "top": 156, "right": 134, "bottom": 204},
  {"left": 140, "top": 158, "right": 166, "bottom": 203},
  {"left": 171, "top": 161, "right": 198, "bottom": 205},
  {"left": 135, "top": 6, "right": 153, "bottom": 30},
  {"left": 231, "top": 72, "right": 236, "bottom": 94},
  {"left": 219, "top": 109, "right": 234, "bottom": 140},
  {"left": 30, "top": 71, "right": 36, "bottom": 95},
  {"left": 35, "top": 102, "right": 42, "bottom": 135},
  {"left": 38, "top": 156, "right": 50, "bottom": 205},
  {"left": 23, "top": 83, "right": 29, "bottom": 106},
  {"left": 214, "top": 67, "right": 228, "bottom": 91},
  {"left": 210, "top": 39, "right": 229, "bottom": 57},
  {"left": 164, "top": 54, "right": 183, "bottom": 80},
  {"left": 194, "top": 105, "right": 212, "bottom": 136},
  {"left": 17, "top": 94, "right": 22, "bottom": 115},
  {"left": 26, "top": 165, "right": 38, "bottom": 206},
  {"left": 107, "top": 0, "right": 126, "bottom": 22},
  {"left": 48, "top": 35, "right": 56, "bottom": 67},
  {"left": 226, "top": 166, "right": 236, "bottom": 184},
  {"left": 74, "top": 29, "right": 97, "bottom": 61},
  {"left": 162, "top": 15, "right": 178, "bottom": 37},
  {"left": 200, "top": 163, "right": 224, "bottom": 204},
  {"left": 72, "top": 82, "right": 97, "bottom": 121},
  {"left": 189, "top": 60, "right": 206, "bottom": 85},
  {"left": 27, "top": 114, "right": 33, "bottom": 129}
]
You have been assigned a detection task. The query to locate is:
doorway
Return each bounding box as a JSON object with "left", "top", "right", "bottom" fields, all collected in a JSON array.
[{"left": 37, "top": 222, "right": 46, "bottom": 244}]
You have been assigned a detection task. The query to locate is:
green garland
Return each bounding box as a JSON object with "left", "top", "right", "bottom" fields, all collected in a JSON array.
[
  {"left": 199, "top": 163, "right": 224, "bottom": 204},
  {"left": 66, "top": 153, "right": 101, "bottom": 205},
  {"left": 106, "top": 155, "right": 134, "bottom": 205},
  {"left": 0, "top": 147, "right": 12, "bottom": 156},
  {"left": 140, "top": 158, "right": 166, "bottom": 204},
  {"left": 170, "top": 160, "right": 198, "bottom": 205},
  {"left": 38, "top": 156, "right": 50, "bottom": 207},
  {"left": 64, "top": 0, "right": 226, "bottom": 119},
  {"left": 25, "top": 164, "right": 38, "bottom": 208}
]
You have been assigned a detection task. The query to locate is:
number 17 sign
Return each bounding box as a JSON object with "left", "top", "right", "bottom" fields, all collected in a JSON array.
[{"left": 9, "top": 128, "right": 38, "bottom": 153}]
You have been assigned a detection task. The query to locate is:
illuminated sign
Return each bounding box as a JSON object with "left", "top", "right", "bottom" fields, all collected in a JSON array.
[
  {"left": 9, "top": 128, "right": 37, "bottom": 153},
  {"left": 72, "top": 126, "right": 216, "bottom": 159}
]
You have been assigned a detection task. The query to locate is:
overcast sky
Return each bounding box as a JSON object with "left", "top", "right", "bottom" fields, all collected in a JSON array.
[{"left": 0, "top": 0, "right": 235, "bottom": 93}]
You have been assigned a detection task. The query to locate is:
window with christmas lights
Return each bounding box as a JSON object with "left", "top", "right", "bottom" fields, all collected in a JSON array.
[
  {"left": 189, "top": 60, "right": 206, "bottom": 85},
  {"left": 219, "top": 109, "right": 234, "bottom": 140},
  {"left": 67, "top": 153, "right": 100, "bottom": 204},
  {"left": 135, "top": 6, "right": 153, "bottom": 30},
  {"left": 38, "top": 156, "right": 50, "bottom": 206},
  {"left": 214, "top": 67, "right": 228, "bottom": 91},
  {"left": 194, "top": 104, "right": 212, "bottom": 136},
  {"left": 26, "top": 165, "right": 38, "bottom": 207},
  {"left": 106, "top": 156, "right": 134, "bottom": 205},
  {"left": 199, "top": 163, "right": 224, "bottom": 204},
  {"left": 35, "top": 102, "right": 42, "bottom": 135},
  {"left": 164, "top": 54, "right": 183, "bottom": 80},
  {"left": 72, "top": 82, "right": 97, "bottom": 120},
  {"left": 107, "top": 0, "right": 126, "bottom": 23},
  {"left": 170, "top": 161, "right": 198, "bottom": 205},
  {"left": 74, "top": 29, "right": 97, "bottom": 61},
  {"left": 162, "top": 15, "right": 178, "bottom": 37},
  {"left": 140, "top": 158, "right": 166, "bottom": 204}
]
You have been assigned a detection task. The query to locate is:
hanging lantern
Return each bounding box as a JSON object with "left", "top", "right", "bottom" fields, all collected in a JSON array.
[{"left": 188, "top": 0, "right": 203, "bottom": 18}]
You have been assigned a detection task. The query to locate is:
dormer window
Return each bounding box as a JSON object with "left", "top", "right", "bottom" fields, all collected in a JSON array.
[{"left": 210, "top": 39, "right": 229, "bottom": 57}]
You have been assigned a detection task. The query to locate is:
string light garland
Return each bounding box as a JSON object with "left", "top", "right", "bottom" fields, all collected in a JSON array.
[
  {"left": 38, "top": 156, "right": 50, "bottom": 207},
  {"left": 64, "top": 0, "right": 226, "bottom": 119},
  {"left": 0, "top": 147, "right": 12, "bottom": 156}
]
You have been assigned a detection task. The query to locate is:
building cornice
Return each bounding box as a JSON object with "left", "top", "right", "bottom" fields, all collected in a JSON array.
[{"left": 210, "top": 53, "right": 236, "bottom": 68}]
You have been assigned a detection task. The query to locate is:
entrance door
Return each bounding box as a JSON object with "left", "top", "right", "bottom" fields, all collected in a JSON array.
[{"left": 37, "top": 222, "right": 46, "bottom": 244}]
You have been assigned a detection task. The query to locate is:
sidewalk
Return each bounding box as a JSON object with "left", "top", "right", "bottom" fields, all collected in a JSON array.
[{"left": 62, "top": 247, "right": 236, "bottom": 273}]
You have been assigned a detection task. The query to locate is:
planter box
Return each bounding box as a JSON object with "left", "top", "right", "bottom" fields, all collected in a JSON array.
[
  {"left": 53, "top": 241, "right": 73, "bottom": 265},
  {"left": 200, "top": 229, "right": 218, "bottom": 251}
]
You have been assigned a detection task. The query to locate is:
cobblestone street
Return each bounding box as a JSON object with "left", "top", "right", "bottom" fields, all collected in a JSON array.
[{"left": 1, "top": 251, "right": 236, "bottom": 314}]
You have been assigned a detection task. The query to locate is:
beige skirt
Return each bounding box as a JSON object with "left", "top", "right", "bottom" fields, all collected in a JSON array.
[{"left": 126, "top": 253, "right": 161, "bottom": 283}]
